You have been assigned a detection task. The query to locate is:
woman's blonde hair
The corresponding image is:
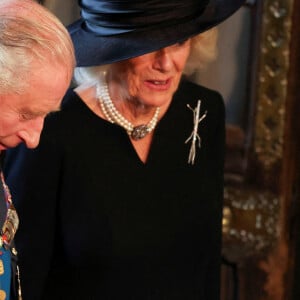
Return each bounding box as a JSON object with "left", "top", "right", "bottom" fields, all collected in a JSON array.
[{"left": 184, "top": 27, "right": 218, "bottom": 76}]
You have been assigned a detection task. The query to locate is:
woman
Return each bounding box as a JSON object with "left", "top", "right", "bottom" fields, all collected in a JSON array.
[{"left": 4, "top": 0, "right": 245, "bottom": 299}]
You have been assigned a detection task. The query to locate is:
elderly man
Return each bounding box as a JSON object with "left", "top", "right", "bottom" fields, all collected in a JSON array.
[{"left": 0, "top": 0, "right": 75, "bottom": 298}]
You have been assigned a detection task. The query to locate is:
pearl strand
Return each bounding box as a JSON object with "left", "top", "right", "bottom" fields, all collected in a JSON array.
[{"left": 97, "top": 73, "right": 160, "bottom": 140}]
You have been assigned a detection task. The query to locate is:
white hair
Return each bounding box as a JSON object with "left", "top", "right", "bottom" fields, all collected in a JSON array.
[{"left": 0, "top": 0, "right": 75, "bottom": 94}]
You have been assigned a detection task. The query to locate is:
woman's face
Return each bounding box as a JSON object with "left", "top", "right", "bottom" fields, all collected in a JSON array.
[{"left": 111, "top": 39, "right": 191, "bottom": 108}]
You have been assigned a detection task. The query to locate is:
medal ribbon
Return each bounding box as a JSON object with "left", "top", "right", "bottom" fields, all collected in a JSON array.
[{"left": 0, "top": 172, "right": 21, "bottom": 299}]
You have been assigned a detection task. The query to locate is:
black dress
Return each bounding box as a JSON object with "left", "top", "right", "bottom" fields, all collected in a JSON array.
[{"left": 4, "top": 79, "right": 225, "bottom": 300}]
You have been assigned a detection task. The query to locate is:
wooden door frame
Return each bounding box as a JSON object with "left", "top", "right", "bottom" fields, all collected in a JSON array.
[
  {"left": 222, "top": 0, "right": 299, "bottom": 299},
  {"left": 284, "top": 0, "right": 300, "bottom": 298}
]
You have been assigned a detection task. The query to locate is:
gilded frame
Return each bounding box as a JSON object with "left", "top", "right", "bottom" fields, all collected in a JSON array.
[{"left": 222, "top": 0, "right": 294, "bottom": 265}]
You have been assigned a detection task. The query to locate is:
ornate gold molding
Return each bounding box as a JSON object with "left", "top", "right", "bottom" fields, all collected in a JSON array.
[
  {"left": 222, "top": 1, "right": 294, "bottom": 260},
  {"left": 254, "top": 0, "right": 294, "bottom": 169}
]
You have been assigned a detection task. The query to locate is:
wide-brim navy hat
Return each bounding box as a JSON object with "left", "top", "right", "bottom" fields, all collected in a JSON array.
[{"left": 68, "top": 0, "right": 246, "bottom": 67}]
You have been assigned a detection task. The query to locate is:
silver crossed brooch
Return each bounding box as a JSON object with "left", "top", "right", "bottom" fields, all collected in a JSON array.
[{"left": 185, "top": 100, "right": 207, "bottom": 165}]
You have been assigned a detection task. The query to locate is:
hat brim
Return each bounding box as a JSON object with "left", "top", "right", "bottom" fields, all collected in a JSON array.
[{"left": 68, "top": 0, "right": 245, "bottom": 67}]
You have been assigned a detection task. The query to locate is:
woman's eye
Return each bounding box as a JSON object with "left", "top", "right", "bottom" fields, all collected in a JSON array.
[{"left": 177, "top": 39, "right": 189, "bottom": 46}]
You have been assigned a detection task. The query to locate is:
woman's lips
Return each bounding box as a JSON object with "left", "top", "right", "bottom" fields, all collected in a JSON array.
[{"left": 144, "top": 78, "right": 171, "bottom": 91}]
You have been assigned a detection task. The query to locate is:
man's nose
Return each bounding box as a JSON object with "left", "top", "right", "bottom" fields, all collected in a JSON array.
[{"left": 18, "top": 117, "right": 45, "bottom": 149}]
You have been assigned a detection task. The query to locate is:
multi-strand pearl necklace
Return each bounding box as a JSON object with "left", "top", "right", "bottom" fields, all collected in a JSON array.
[{"left": 97, "top": 74, "right": 160, "bottom": 140}]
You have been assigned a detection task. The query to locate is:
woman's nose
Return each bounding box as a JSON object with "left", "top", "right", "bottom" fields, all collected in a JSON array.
[{"left": 153, "top": 48, "right": 173, "bottom": 72}]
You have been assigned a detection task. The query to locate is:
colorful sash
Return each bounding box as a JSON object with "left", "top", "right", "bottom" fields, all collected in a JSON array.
[{"left": 0, "top": 172, "right": 19, "bottom": 299}]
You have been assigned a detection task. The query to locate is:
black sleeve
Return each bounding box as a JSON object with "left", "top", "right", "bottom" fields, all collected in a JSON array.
[{"left": 3, "top": 128, "right": 62, "bottom": 300}]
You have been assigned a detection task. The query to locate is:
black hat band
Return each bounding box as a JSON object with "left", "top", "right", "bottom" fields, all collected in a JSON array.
[{"left": 80, "top": 0, "right": 209, "bottom": 36}]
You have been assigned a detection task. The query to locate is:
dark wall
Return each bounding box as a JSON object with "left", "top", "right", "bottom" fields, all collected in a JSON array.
[{"left": 287, "top": 1, "right": 300, "bottom": 299}]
